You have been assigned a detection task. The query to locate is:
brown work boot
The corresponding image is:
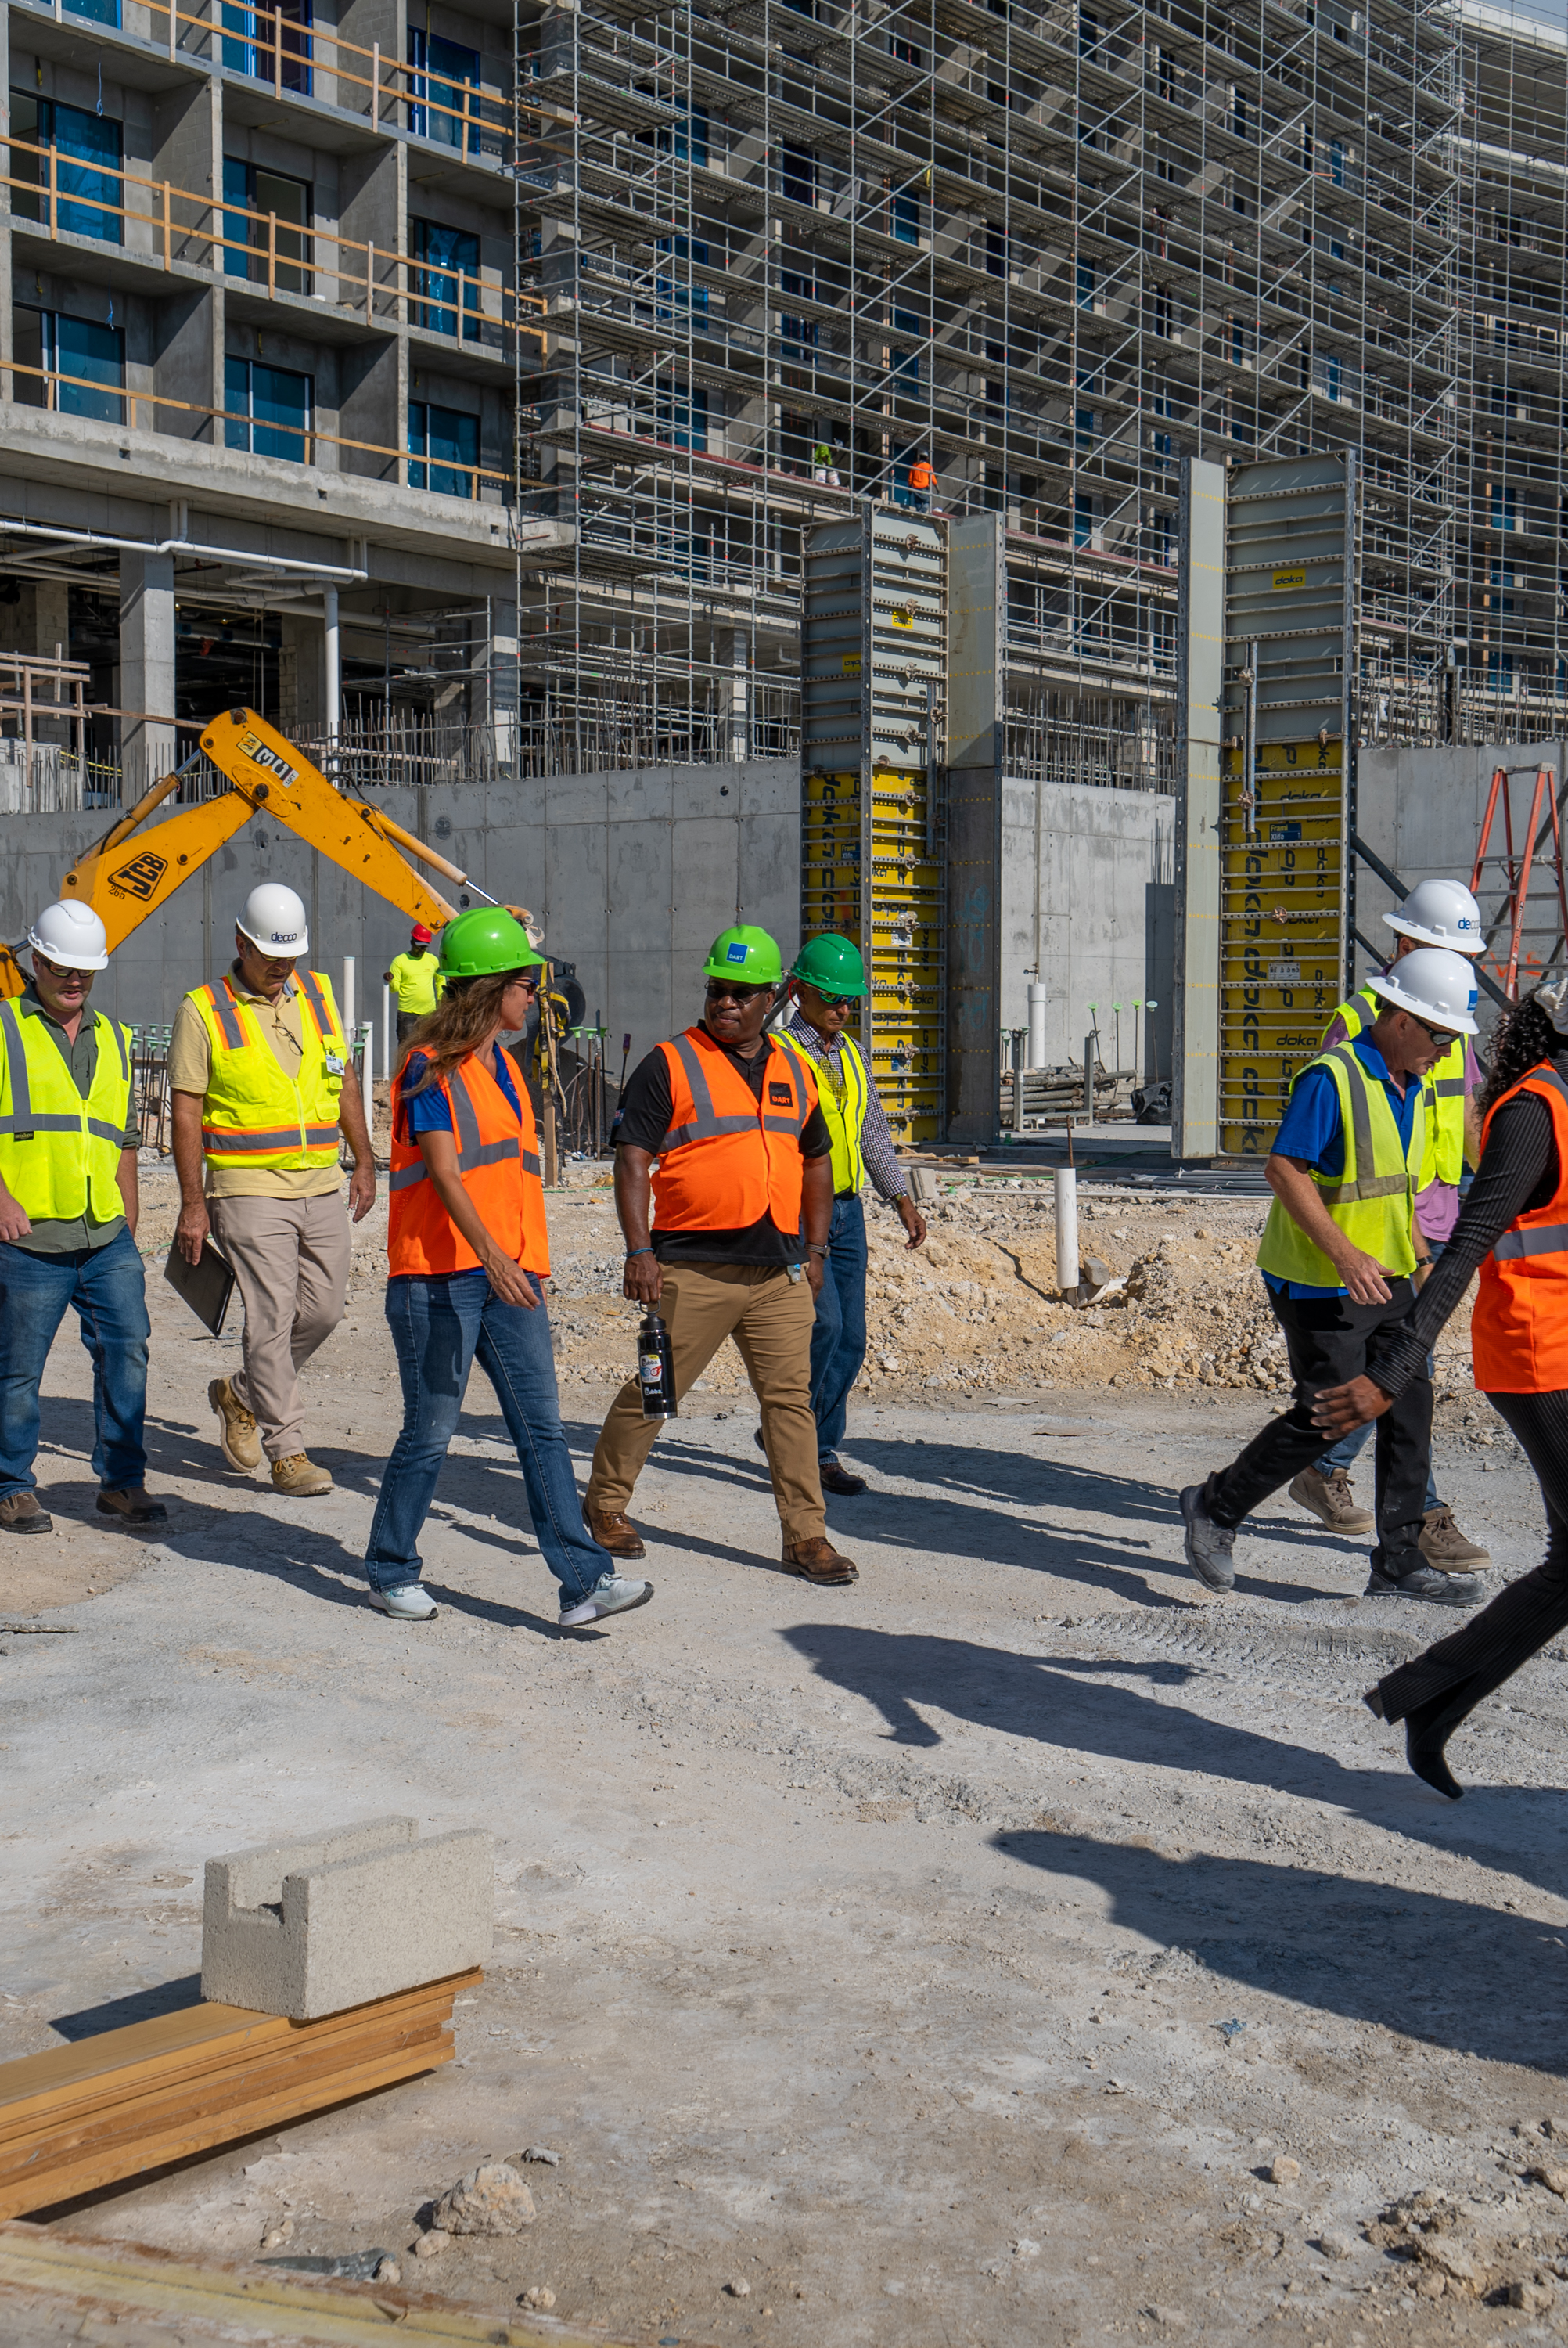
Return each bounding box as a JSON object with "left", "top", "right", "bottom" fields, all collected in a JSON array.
[
  {"left": 271, "top": 1453, "right": 333, "bottom": 1497},
  {"left": 0, "top": 1490, "right": 51, "bottom": 1536},
  {"left": 96, "top": 1486, "right": 169, "bottom": 1526},
  {"left": 584, "top": 1502, "right": 646, "bottom": 1560},
  {"left": 1419, "top": 1505, "right": 1491, "bottom": 1573},
  {"left": 209, "top": 1375, "right": 262, "bottom": 1471},
  {"left": 780, "top": 1535, "right": 858, "bottom": 1585},
  {"left": 1287, "top": 1464, "right": 1374, "bottom": 1536}
]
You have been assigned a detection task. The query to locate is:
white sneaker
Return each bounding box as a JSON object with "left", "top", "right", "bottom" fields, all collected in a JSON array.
[
  {"left": 369, "top": 1583, "right": 437, "bottom": 1621},
  {"left": 559, "top": 1572, "right": 654, "bottom": 1627}
]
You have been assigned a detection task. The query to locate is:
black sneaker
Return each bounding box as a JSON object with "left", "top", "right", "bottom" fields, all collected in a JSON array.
[
  {"left": 1179, "top": 1485, "right": 1235, "bottom": 1593},
  {"left": 1365, "top": 1562, "right": 1483, "bottom": 1607}
]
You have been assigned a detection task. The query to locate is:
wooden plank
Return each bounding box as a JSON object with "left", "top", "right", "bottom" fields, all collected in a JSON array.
[{"left": 0, "top": 1970, "right": 481, "bottom": 2221}]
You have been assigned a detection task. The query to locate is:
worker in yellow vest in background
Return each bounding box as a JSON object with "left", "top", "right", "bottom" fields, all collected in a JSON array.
[
  {"left": 169, "top": 884, "right": 376, "bottom": 1499},
  {"left": 0, "top": 901, "right": 167, "bottom": 1536},
  {"left": 385, "top": 924, "right": 441, "bottom": 1048},
  {"left": 1289, "top": 876, "right": 1490, "bottom": 1576},
  {"left": 1180, "top": 948, "right": 1487, "bottom": 1610},
  {"left": 776, "top": 933, "right": 926, "bottom": 1494}
]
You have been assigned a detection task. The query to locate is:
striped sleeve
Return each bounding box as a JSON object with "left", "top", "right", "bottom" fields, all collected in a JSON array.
[{"left": 857, "top": 1070, "right": 909, "bottom": 1203}]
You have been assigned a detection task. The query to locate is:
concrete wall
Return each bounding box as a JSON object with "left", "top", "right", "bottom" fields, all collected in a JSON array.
[
  {"left": 4, "top": 758, "right": 1181, "bottom": 1104},
  {"left": 0, "top": 759, "right": 801, "bottom": 1072},
  {"left": 1355, "top": 739, "right": 1566, "bottom": 1035},
  {"left": 1000, "top": 778, "right": 1178, "bottom": 1079}
]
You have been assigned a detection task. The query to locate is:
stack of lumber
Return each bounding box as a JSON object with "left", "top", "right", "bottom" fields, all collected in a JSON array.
[
  {"left": 999, "top": 1064, "right": 1135, "bottom": 1122},
  {"left": 0, "top": 1967, "right": 480, "bottom": 2220}
]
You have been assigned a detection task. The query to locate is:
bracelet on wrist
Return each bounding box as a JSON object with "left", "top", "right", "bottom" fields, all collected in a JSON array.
[{"left": 625, "top": 1246, "right": 655, "bottom": 1257}]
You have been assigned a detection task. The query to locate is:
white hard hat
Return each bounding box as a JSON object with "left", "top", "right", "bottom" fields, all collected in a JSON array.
[
  {"left": 27, "top": 899, "right": 109, "bottom": 971},
  {"left": 1368, "top": 945, "right": 1479, "bottom": 1036},
  {"left": 1384, "top": 876, "right": 1484, "bottom": 955},
  {"left": 236, "top": 883, "right": 308, "bottom": 957}
]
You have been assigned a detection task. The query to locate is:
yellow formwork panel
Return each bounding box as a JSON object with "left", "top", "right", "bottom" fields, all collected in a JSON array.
[
  {"left": 801, "top": 765, "right": 943, "bottom": 1146},
  {"left": 1217, "top": 742, "right": 1347, "bottom": 1158}
]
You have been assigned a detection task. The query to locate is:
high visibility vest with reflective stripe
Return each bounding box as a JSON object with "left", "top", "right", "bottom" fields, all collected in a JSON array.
[
  {"left": 1473, "top": 1062, "right": 1568, "bottom": 1392},
  {"left": 189, "top": 971, "right": 345, "bottom": 1172},
  {"left": 650, "top": 1027, "right": 818, "bottom": 1235},
  {"left": 1329, "top": 982, "right": 1466, "bottom": 1187},
  {"left": 387, "top": 1047, "right": 549, "bottom": 1278},
  {"left": 1256, "top": 1045, "right": 1424, "bottom": 1287},
  {"left": 802, "top": 1032, "right": 869, "bottom": 1195},
  {"left": 0, "top": 1001, "right": 131, "bottom": 1223}
]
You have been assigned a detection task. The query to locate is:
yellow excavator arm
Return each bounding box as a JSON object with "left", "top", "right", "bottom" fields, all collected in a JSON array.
[{"left": 0, "top": 710, "right": 532, "bottom": 999}]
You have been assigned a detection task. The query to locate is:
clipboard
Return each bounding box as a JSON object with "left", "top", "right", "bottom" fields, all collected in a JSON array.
[{"left": 164, "top": 1233, "right": 237, "bottom": 1338}]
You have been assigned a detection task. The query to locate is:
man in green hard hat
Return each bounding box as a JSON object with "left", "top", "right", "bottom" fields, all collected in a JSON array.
[
  {"left": 775, "top": 931, "right": 926, "bottom": 1493},
  {"left": 585, "top": 925, "right": 861, "bottom": 1586}
]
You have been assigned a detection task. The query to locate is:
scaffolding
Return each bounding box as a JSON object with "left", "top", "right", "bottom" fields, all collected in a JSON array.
[{"left": 514, "top": 0, "right": 1465, "bottom": 777}]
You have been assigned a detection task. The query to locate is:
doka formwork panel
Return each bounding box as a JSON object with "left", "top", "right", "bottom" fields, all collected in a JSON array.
[{"left": 202, "top": 1817, "right": 494, "bottom": 2022}]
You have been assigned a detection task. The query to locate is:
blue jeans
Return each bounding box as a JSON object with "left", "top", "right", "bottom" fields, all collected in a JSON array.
[
  {"left": 810, "top": 1193, "right": 868, "bottom": 1461},
  {"left": 365, "top": 1269, "right": 610, "bottom": 1603},
  {"left": 1318, "top": 1241, "right": 1443, "bottom": 1512},
  {"left": 0, "top": 1225, "right": 149, "bottom": 1496}
]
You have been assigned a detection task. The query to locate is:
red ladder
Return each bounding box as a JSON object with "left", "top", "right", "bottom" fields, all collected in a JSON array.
[{"left": 1469, "top": 765, "right": 1568, "bottom": 1001}]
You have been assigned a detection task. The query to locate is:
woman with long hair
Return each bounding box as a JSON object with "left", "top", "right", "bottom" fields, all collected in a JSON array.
[
  {"left": 1314, "top": 977, "right": 1568, "bottom": 1796},
  {"left": 363, "top": 908, "right": 653, "bottom": 1629}
]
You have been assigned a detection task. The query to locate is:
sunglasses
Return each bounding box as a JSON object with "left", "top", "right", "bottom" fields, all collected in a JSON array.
[
  {"left": 33, "top": 953, "right": 88, "bottom": 980},
  {"left": 705, "top": 978, "right": 773, "bottom": 1003},
  {"left": 1410, "top": 1014, "right": 1458, "bottom": 1052}
]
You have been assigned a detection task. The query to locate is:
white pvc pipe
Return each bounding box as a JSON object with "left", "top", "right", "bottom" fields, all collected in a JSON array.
[
  {"left": 1027, "top": 980, "right": 1047, "bottom": 1070},
  {"left": 1055, "top": 1166, "right": 1079, "bottom": 1297},
  {"left": 342, "top": 955, "right": 356, "bottom": 1040},
  {"left": 324, "top": 585, "right": 340, "bottom": 751},
  {"left": 0, "top": 517, "right": 365, "bottom": 582},
  {"left": 382, "top": 981, "right": 392, "bottom": 1081},
  {"left": 360, "top": 1017, "right": 372, "bottom": 1115}
]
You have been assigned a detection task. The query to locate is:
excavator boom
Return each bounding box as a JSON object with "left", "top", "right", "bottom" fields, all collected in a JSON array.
[{"left": 1, "top": 711, "right": 463, "bottom": 998}]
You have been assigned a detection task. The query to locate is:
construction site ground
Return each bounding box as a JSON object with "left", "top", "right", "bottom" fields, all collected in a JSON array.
[{"left": 3, "top": 1165, "right": 1566, "bottom": 2346}]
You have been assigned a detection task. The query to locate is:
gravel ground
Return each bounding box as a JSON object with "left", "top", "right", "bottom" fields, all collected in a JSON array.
[{"left": 1, "top": 1168, "right": 1565, "bottom": 2346}]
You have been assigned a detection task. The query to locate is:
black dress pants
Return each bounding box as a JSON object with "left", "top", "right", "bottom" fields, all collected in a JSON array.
[
  {"left": 1203, "top": 1278, "right": 1431, "bottom": 1582},
  {"left": 1376, "top": 1388, "right": 1568, "bottom": 1735}
]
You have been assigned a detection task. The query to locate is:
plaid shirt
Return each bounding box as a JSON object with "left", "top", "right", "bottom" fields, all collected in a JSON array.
[{"left": 779, "top": 1007, "right": 909, "bottom": 1204}]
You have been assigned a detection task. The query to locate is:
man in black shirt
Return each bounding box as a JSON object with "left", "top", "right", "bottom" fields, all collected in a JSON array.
[{"left": 584, "top": 926, "right": 859, "bottom": 1585}]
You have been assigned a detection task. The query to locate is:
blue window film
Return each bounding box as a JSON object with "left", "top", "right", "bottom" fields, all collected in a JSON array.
[
  {"left": 780, "top": 268, "right": 815, "bottom": 348},
  {"left": 65, "top": 0, "right": 120, "bottom": 22},
  {"left": 661, "top": 105, "right": 707, "bottom": 164},
  {"left": 223, "top": 0, "right": 311, "bottom": 91},
  {"left": 15, "top": 308, "right": 125, "bottom": 421},
  {"left": 891, "top": 346, "right": 919, "bottom": 383},
  {"left": 782, "top": 146, "right": 815, "bottom": 204},
  {"left": 1074, "top": 492, "right": 1095, "bottom": 546},
  {"left": 409, "top": 399, "right": 480, "bottom": 495},
  {"left": 1077, "top": 259, "right": 1095, "bottom": 306},
  {"left": 894, "top": 189, "right": 920, "bottom": 243},
  {"left": 9, "top": 97, "right": 122, "bottom": 243},
  {"left": 412, "top": 218, "right": 480, "bottom": 337},
  {"left": 1491, "top": 483, "right": 1518, "bottom": 531},
  {"left": 225, "top": 355, "right": 311, "bottom": 460},
  {"left": 656, "top": 379, "right": 707, "bottom": 452},
  {"left": 222, "top": 157, "right": 311, "bottom": 290},
  {"left": 408, "top": 29, "right": 479, "bottom": 149},
  {"left": 656, "top": 234, "right": 709, "bottom": 320}
]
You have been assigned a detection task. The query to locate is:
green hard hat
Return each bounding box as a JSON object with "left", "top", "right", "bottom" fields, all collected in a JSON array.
[
  {"left": 437, "top": 906, "right": 545, "bottom": 980},
  {"left": 791, "top": 931, "right": 866, "bottom": 996},
  {"left": 701, "top": 925, "right": 783, "bottom": 984}
]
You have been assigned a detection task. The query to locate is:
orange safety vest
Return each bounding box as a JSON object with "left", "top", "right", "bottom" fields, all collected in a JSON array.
[
  {"left": 387, "top": 1046, "right": 549, "bottom": 1280},
  {"left": 1472, "top": 1061, "right": 1568, "bottom": 1393},
  {"left": 651, "top": 1026, "right": 818, "bottom": 1235},
  {"left": 909, "top": 460, "right": 933, "bottom": 490}
]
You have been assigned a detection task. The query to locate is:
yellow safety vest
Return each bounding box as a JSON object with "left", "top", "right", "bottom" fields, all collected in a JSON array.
[
  {"left": 801, "top": 1031, "right": 869, "bottom": 1194},
  {"left": 0, "top": 1000, "right": 131, "bottom": 1223},
  {"left": 189, "top": 970, "right": 346, "bottom": 1172},
  {"left": 1257, "top": 1044, "right": 1426, "bottom": 1287},
  {"left": 387, "top": 951, "right": 439, "bottom": 1016},
  {"left": 1329, "top": 984, "right": 1462, "bottom": 1187}
]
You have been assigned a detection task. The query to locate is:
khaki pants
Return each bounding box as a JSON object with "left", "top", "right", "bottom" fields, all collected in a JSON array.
[
  {"left": 587, "top": 1262, "right": 825, "bottom": 1543},
  {"left": 209, "top": 1192, "right": 351, "bottom": 1460}
]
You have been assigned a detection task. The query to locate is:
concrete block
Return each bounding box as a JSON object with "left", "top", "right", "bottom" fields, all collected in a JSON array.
[{"left": 201, "top": 1817, "right": 493, "bottom": 2020}]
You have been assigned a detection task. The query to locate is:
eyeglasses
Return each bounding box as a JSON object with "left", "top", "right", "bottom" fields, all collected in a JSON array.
[
  {"left": 1411, "top": 1014, "right": 1458, "bottom": 1052},
  {"left": 33, "top": 953, "right": 86, "bottom": 980},
  {"left": 705, "top": 978, "right": 772, "bottom": 1003}
]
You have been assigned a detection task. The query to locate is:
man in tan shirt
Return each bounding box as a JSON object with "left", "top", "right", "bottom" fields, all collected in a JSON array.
[{"left": 170, "top": 884, "right": 374, "bottom": 1496}]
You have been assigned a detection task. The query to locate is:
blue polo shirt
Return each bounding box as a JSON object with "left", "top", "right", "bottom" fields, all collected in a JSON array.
[{"left": 1264, "top": 1035, "right": 1422, "bottom": 1299}]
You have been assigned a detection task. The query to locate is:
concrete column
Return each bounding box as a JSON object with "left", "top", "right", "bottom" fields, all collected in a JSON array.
[
  {"left": 279, "top": 613, "right": 327, "bottom": 738},
  {"left": 324, "top": 589, "right": 340, "bottom": 755},
  {"left": 118, "top": 550, "right": 177, "bottom": 802}
]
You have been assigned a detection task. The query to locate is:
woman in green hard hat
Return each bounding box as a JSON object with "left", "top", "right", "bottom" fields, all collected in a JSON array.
[
  {"left": 777, "top": 931, "right": 926, "bottom": 1493},
  {"left": 584, "top": 924, "right": 861, "bottom": 1585},
  {"left": 364, "top": 906, "right": 653, "bottom": 1629}
]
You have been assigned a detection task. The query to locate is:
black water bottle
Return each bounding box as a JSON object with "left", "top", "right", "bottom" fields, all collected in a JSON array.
[{"left": 638, "top": 1310, "right": 677, "bottom": 1420}]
